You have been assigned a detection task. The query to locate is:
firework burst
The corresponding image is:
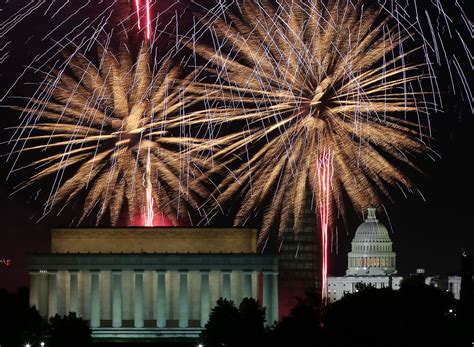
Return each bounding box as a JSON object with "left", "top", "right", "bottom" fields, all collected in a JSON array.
[
  {"left": 7, "top": 40, "right": 212, "bottom": 225},
  {"left": 192, "top": 0, "right": 433, "bottom": 243}
]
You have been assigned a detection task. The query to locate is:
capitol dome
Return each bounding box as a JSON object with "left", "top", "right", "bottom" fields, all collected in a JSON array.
[{"left": 346, "top": 208, "right": 397, "bottom": 276}]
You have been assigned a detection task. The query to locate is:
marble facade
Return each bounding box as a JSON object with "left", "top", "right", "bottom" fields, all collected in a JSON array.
[{"left": 29, "top": 228, "right": 279, "bottom": 340}]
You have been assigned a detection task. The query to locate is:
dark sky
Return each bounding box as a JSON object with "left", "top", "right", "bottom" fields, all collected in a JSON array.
[{"left": 0, "top": 0, "right": 472, "bottom": 292}]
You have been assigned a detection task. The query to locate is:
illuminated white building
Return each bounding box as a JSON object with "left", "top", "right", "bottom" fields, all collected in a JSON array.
[
  {"left": 345, "top": 208, "right": 397, "bottom": 276},
  {"left": 328, "top": 208, "right": 461, "bottom": 303},
  {"left": 28, "top": 228, "right": 279, "bottom": 341},
  {"left": 328, "top": 208, "right": 402, "bottom": 302},
  {"left": 423, "top": 270, "right": 462, "bottom": 300}
]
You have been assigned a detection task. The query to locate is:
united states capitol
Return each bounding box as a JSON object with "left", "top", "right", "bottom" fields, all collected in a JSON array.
[{"left": 328, "top": 208, "right": 461, "bottom": 303}]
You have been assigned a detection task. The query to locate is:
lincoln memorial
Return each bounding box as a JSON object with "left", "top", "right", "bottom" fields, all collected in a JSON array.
[{"left": 28, "top": 228, "right": 279, "bottom": 341}]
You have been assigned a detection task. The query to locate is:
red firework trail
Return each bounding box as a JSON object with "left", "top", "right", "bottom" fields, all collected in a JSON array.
[
  {"left": 318, "top": 147, "right": 333, "bottom": 302},
  {"left": 136, "top": 0, "right": 152, "bottom": 225},
  {"left": 135, "top": 0, "right": 141, "bottom": 29},
  {"left": 135, "top": 0, "right": 151, "bottom": 39}
]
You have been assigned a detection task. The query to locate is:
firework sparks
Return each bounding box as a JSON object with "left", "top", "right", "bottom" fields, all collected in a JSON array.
[
  {"left": 318, "top": 147, "right": 333, "bottom": 301},
  {"left": 144, "top": 149, "right": 155, "bottom": 226},
  {"left": 0, "top": 0, "right": 470, "bottom": 269},
  {"left": 146, "top": 0, "right": 151, "bottom": 39},
  {"left": 7, "top": 39, "right": 212, "bottom": 225},
  {"left": 0, "top": 1, "right": 200, "bottom": 104},
  {"left": 135, "top": 0, "right": 142, "bottom": 29},
  {"left": 192, "top": 0, "right": 433, "bottom": 245},
  {"left": 135, "top": 0, "right": 152, "bottom": 40}
]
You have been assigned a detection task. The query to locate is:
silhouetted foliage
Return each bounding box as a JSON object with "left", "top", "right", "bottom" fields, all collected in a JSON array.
[
  {"left": 18, "top": 307, "right": 50, "bottom": 347},
  {"left": 200, "top": 298, "right": 241, "bottom": 347},
  {"left": 0, "top": 288, "right": 92, "bottom": 347},
  {"left": 201, "top": 283, "right": 470, "bottom": 347},
  {"left": 2, "top": 283, "right": 471, "bottom": 347},
  {"left": 238, "top": 297, "right": 266, "bottom": 344},
  {"left": 325, "top": 281, "right": 470, "bottom": 347},
  {"left": 49, "top": 312, "right": 92, "bottom": 347},
  {"left": 0, "top": 288, "right": 49, "bottom": 347},
  {"left": 354, "top": 281, "right": 375, "bottom": 291},
  {"left": 268, "top": 289, "right": 324, "bottom": 347},
  {"left": 325, "top": 286, "right": 402, "bottom": 347},
  {"left": 200, "top": 297, "right": 266, "bottom": 347}
]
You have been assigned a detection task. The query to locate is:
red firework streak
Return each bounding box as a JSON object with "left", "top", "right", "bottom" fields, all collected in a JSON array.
[
  {"left": 317, "top": 147, "right": 333, "bottom": 303},
  {"left": 135, "top": 0, "right": 151, "bottom": 39},
  {"left": 136, "top": 0, "right": 152, "bottom": 226}
]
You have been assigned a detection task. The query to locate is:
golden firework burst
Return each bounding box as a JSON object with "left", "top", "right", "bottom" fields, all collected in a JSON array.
[
  {"left": 192, "top": 0, "right": 431, "bottom": 243},
  {"left": 10, "top": 40, "right": 213, "bottom": 225}
]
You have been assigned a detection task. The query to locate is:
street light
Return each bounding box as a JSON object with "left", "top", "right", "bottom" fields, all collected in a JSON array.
[
  {"left": 40, "top": 342, "right": 45, "bottom": 347},
  {"left": 25, "top": 344, "right": 31, "bottom": 347}
]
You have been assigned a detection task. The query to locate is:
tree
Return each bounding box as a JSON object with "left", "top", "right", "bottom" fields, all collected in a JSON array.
[
  {"left": 0, "top": 288, "right": 49, "bottom": 347},
  {"left": 238, "top": 298, "right": 266, "bottom": 345},
  {"left": 200, "top": 297, "right": 266, "bottom": 347},
  {"left": 324, "top": 282, "right": 470, "bottom": 347},
  {"left": 398, "top": 278, "right": 467, "bottom": 346},
  {"left": 48, "top": 312, "right": 92, "bottom": 347},
  {"left": 200, "top": 298, "right": 241, "bottom": 347},
  {"left": 268, "top": 289, "right": 324, "bottom": 347},
  {"left": 19, "top": 306, "right": 50, "bottom": 347},
  {"left": 325, "top": 286, "right": 401, "bottom": 347}
]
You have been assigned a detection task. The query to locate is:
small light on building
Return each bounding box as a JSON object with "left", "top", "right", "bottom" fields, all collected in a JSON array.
[
  {"left": 25, "top": 344, "right": 31, "bottom": 347},
  {"left": 41, "top": 342, "right": 45, "bottom": 347},
  {"left": 198, "top": 344, "right": 204, "bottom": 347}
]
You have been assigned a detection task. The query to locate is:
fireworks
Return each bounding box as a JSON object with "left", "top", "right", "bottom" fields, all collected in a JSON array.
[
  {"left": 193, "top": 0, "right": 430, "bottom": 240},
  {"left": 318, "top": 147, "right": 333, "bottom": 301},
  {"left": 7, "top": 40, "right": 212, "bottom": 225},
  {"left": 0, "top": 0, "right": 471, "bottom": 300},
  {"left": 135, "top": 0, "right": 152, "bottom": 40},
  {"left": 188, "top": 0, "right": 440, "bottom": 299}
]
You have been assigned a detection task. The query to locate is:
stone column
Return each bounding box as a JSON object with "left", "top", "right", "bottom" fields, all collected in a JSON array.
[
  {"left": 29, "top": 270, "right": 39, "bottom": 310},
  {"left": 48, "top": 270, "right": 58, "bottom": 318},
  {"left": 200, "top": 270, "right": 210, "bottom": 327},
  {"left": 178, "top": 270, "right": 189, "bottom": 328},
  {"left": 90, "top": 270, "right": 101, "bottom": 328},
  {"left": 134, "top": 270, "right": 144, "bottom": 328},
  {"left": 222, "top": 270, "right": 231, "bottom": 300},
  {"left": 242, "top": 270, "right": 253, "bottom": 299},
  {"left": 262, "top": 272, "right": 271, "bottom": 324},
  {"left": 112, "top": 270, "right": 122, "bottom": 328},
  {"left": 269, "top": 271, "right": 278, "bottom": 324},
  {"left": 156, "top": 270, "right": 167, "bottom": 328},
  {"left": 69, "top": 270, "right": 79, "bottom": 315},
  {"left": 263, "top": 271, "right": 279, "bottom": 325},
  {"left": 38, "top": 272, "right": 49, "bottom": 317}
]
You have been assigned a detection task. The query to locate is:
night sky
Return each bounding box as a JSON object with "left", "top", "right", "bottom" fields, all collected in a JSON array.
[{"left": 0, "top": 0, "right": 472, "bottom": 292}]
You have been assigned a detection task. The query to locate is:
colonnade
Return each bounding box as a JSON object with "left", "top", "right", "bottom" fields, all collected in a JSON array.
[
  {"left": 349, "top": 256, "right": 396, "bottom": 268},
  {"left": 29, "top": 268, "right": 279, "bottom": 328}
]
